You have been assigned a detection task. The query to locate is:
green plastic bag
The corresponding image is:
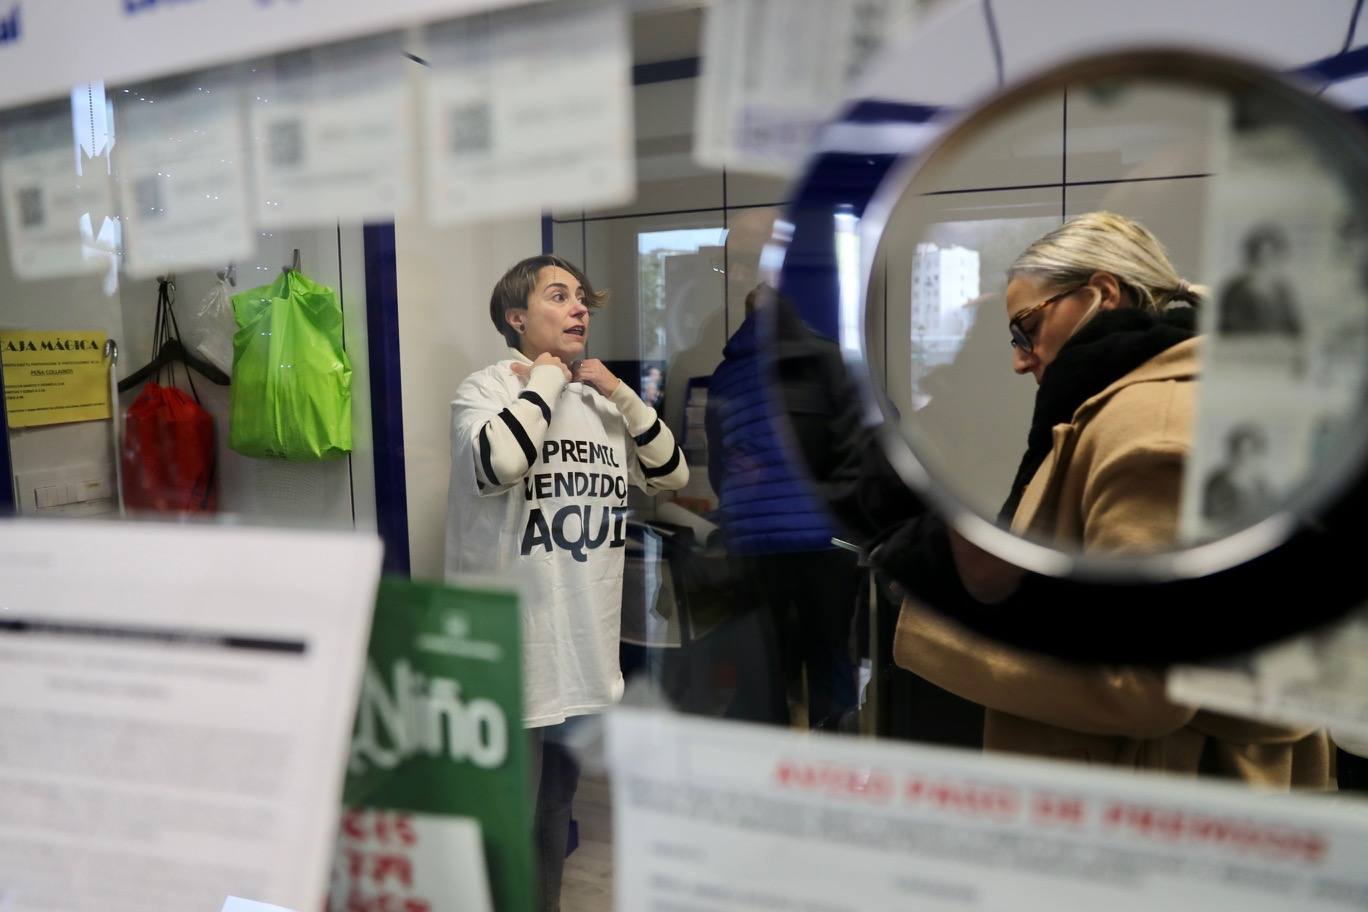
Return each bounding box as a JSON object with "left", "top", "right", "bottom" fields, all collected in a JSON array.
[{"left": 229, "top": 269, "right": 353, "bottom": 460}]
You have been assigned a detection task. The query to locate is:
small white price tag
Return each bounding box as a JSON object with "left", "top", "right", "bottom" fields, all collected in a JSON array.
[
  {"left": 249, "top": 34, "right": 415, "bottom": 229},
  {"left": 221, "top": 898, "right": 297, "bottom": 912},
  {"left": 116, "top": 77, "right": 254, "bottom": 279},
  {"left": 0, "top": 106, "right": 118, "bottom": 280},
  {"left": 421, "top": 0, "right": 634, "bottom": 225}
]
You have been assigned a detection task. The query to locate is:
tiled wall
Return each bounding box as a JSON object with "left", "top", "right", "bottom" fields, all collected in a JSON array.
[
  {"left": 878, "top": 84, "right": 1219, "bottom": 517},
  {"left": 552, "top": 74, "right": 1222, "bottom": 521}
]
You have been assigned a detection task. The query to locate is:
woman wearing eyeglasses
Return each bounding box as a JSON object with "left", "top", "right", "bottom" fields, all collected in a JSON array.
[{"left": 890, "top": 212, "right": 1330, "bottom": 787}]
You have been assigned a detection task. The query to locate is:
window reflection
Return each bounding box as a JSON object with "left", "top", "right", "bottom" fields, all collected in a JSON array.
[
  {"left": 636, "top": 226, "right": 727, "bottom": 364},
  {"left": 910, "top": 242, "right": 980, "bottom": 409}
]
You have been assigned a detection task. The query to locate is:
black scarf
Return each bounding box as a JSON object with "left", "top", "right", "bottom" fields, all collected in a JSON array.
[{"left": 998, "top": 306, "right": 1198, "bottom": 523}]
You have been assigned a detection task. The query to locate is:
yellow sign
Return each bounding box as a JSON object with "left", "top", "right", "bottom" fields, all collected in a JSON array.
[{"left": 1, "top": 329, "right": 110, "bottom": 428}]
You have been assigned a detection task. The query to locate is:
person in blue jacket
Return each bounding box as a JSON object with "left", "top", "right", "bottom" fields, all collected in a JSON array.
[{"left": 705, "top": 284, "right": 860, "bottom": 728}]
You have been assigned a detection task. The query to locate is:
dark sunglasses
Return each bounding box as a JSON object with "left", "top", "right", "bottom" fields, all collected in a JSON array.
[{"left": 1009, "top": 283, "right": 1087, "bottom": 354}]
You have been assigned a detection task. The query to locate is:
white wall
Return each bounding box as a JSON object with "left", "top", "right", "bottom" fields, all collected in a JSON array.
[
  {"left": 393, "top": 214, "right": 541, "bottom": 582},
  {"left": 1, "top": 216, "right": 376, "bottom": 530}
]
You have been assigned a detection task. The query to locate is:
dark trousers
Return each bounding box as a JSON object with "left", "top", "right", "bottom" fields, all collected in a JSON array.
[
  {"left": 1338, "top": 747, "right": 1368, "bottom": 792},
  {"left": 739, "top": 548, "right": 861, "bottom": 728},
  {"left": 529, "top": 724, "right": 581, "bottom": 912}
]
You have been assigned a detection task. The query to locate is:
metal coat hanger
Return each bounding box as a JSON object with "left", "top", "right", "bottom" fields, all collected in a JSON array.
[{"left": 117, "top": 276, "right": 231, "bottom": 393}]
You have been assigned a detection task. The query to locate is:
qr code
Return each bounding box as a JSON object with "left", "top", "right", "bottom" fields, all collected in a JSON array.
[
  {"left": 448, "top": 102, "right": 492, "bottom": 156},
  {"left": 133, "top": 175, "right": 165, "bottom": 220},
  {"left": 17, "top": 186, "right": 43, "bottom": 228},
  {"left": 268, "top": 119, "right": 305, "bottom": 167}
]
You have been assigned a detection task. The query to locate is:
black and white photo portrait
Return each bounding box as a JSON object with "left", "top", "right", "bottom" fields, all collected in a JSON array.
[{"left": 1217, "top": 223, "right": 1302, "bottom": 336}]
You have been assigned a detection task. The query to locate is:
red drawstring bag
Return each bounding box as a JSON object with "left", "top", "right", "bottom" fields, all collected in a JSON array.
[
  {"left": 119, "top": 279, "right": 219, "bottom": 514},
  {"left": 122, "top": 381, "right": 217, "bottom": 513}
]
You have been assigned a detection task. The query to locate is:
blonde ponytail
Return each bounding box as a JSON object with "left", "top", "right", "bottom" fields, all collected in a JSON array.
[{"left": 1008, "top": 211, "right": 1202, "bottom": 312}]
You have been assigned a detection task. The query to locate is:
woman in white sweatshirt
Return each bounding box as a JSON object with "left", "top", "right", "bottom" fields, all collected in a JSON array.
[{"left": 444, "top": 254, "right": 687, "bottom": 911}]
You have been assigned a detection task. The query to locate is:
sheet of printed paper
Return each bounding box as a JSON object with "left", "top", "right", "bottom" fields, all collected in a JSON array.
[
  {"left": 609, "top": 707, "right": 1368, "bottom": 911},
  {"left": 116, "top": 76, "right": 255, "bottom": 278},
  {"left": 0, "top": 520, "right": 382, "bottom": 912},
  {"left": 695, "top": 0, "right": 924, "bottom": 177},
  {"left": 1169, "top": 608, "right": 1368, "bottom": 746},
  {"left": 421, "top": 0, "right": 634, "bottom": 224},
  {"left": 249, "top": 34, "right": 415, "bottom": 229},
  {"left": 0, "top": 329, "right": 109, "bottom": 428},
  {"left": 0, "top": 105, "right": 118, "bottom": 280},
  {"left": 1179, "top": 121, "right": 1368, "bottom": 544}
]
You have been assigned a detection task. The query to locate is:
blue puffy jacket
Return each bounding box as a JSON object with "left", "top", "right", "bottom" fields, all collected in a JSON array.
[{"left": 705, "top": 312, "right": 839, "bottom": 555}]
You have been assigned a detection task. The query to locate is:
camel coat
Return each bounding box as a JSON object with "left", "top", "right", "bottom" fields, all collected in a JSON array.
[{"left": 894, "top": 338, "right": 1330, "bottom": 788}]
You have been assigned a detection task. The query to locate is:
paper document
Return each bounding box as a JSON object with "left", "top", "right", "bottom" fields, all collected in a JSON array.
[
  {"left": 1169, "top": 609, "right": 1368, "bottom": 746},
  {"left": 609, "top": 707, "right": 1368, "bottom": 911},
  {"left": 0, "top": 105, "right": 117, "bottom": 281},
  {"left": 421, "top": 0, "right": 634, "bottom": 223},
  {"left": 249, "top": 34, "right": 415, "bottom": 229},
  {"left": 1180, "top": 121, "right": 1368, "bottom": 543},
  {"left": 695, "top": 0, "right": 923, "bottom": 176},
  {"left": 116, "top": 75, "right": 255, "bottom": 278},
  {"left": 0, "top": 520, "right": 382, "bottom": 912}
]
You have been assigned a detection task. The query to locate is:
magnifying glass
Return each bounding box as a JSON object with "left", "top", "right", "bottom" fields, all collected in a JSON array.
[{"left": 770, "top": 49, "right": 1368, "bottom": 664}]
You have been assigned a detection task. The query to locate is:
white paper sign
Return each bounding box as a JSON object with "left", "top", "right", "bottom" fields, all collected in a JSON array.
[
  {"left": 1179, "top": 123, "right": 1368, "bottom": 543},
  {"left": 695, "top": 0, "right": 924, "bottom": 177},
  {"left": 0, "top": 0, "right": 527, "bottom": 112},
  {"left": 0, "top": 105, "right": 117, "bottom": 280},
  {"left": 609, "top": 707, "right": 1368, "bottom": 911},
  {"left": 116, "top": 78, "right": 254, "bottom": 278},
  {"left": 249, "top": 35, "right": 415, "bottom": 229},
  {"left": 1170, "top": 609, "right": 1368, "bottom": 746},
  {"left": 0, "top": 520, "right": 382, "bottom": 912},
  {"left": 330, "top": 811, "right": 494, "bottom": 912},
  {"left": 421, "top": 0, "right": 634, "bottom": 224}
]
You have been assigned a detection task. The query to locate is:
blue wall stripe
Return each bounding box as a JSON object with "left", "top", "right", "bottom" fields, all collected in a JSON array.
[
  {"left": 1299, "top": 43, "right": 1368, "bottom": 83},
  {"left": 362, "top": 222, "right": 412, "bottom": 577},
  {"left": 541, "top": 213, "right": 553, "bottom": 254},
  {"left": 842, "top": 100, "right": 944, "bottom": 124},
  {"left": 633, "top": 57, "right": 700, "bottom": 85}
]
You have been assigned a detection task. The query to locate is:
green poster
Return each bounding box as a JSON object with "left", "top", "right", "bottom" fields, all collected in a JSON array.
[{"left": 334, "top": 576, "right": 532, "bottom": 912}]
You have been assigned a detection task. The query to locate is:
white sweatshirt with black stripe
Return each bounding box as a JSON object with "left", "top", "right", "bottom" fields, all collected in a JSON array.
[{"left": 444, "top": 349, "right": 687, "bottom": 727}]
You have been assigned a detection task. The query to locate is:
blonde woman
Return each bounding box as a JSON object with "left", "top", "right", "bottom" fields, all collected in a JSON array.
[{"left": 892, "top": 212, "right": 1330, "bottom": 787}]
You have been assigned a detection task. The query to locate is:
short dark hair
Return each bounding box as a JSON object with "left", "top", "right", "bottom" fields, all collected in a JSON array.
[{"left": 488, "top": 255, "right": 606, "bottom": 348}]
